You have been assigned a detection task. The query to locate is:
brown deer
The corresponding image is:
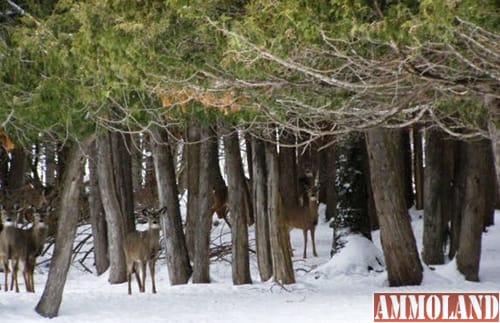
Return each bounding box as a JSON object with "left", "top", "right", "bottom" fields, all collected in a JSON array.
[
  {"left": 210, "top": 179, "right": 254, "bottom": 227},
  {"left": 0, "top": 205, "right": 25, "bottom": 292},
  {"left": 282, "top": 187, "right": 319, "bottom": 259},
  {"left": 21, "top": 206, "right": 49, "bottom": 292},
  {"left": 122, "top": 207, "right": 164, "bottom": 295}
]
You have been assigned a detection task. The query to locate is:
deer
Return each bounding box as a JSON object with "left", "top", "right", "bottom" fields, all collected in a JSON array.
[
  {"left": 282, "top": 187, "right": 319, "bottom": 259},
  {"left": 0, "top": 205, "right": 49, "bottom": 292},
  {"left": 122, "top": 207, "right": 164, "bottom": 295},
  {"left": 20, "top": 206, "right": 49, "bottom": 292}
]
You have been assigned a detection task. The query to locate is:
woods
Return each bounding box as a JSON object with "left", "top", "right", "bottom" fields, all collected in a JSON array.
[{"left": 0, "top": 0, "right": 498, "bottom": 318}]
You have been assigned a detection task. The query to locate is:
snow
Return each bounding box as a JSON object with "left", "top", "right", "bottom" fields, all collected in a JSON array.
[{"left": 1, "top": 209, "right": 499, "bottom": 323}]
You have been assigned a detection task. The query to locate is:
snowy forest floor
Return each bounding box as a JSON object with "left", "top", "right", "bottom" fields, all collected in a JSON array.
[{"left": 1, "top": 208, "right": 499, "bottom": 323}]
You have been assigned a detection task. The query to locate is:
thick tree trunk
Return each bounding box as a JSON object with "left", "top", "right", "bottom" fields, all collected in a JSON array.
[
  {"left": 322, "top": 142, "right": 337, "bottom": 222},
  {"left": 366, "top": 128, "right": 423, "bottom": 286},
  {"left": 422, "top": 129, "right": 456, "bottom": 265},
  {"left": 192, "top": 125, "right": 215, "bottom": 283},
  {"left": 88, "top": 141, "right": 109, "bottom": 275},
  {"left": 185, "top": 120, "right": 201, "bottom": 260},
  {"left": 224, "top": 131, "right": 252, "bottom": 285},
  {"left": 484, "top": 141, "right": 496, "bottom": 227},
  {"left": 96, "top": 132, "right": 127, "bottom": 284},
  {"left": 456, "top": 138, "right": 491, "bottom": 281},
  {"left": 266, "top": 143, "right": 295, "bottom": 284},
  {"left": 449, "top": 142, "right": 466, "bottom": 259},
  {"left": 110, "top": 132, "right": 135, "bottom": 232},
  {"left": 35, "top": 139, "right": 90, "bottom": 318},
  {"left": 152, "top": 127, "right": 192, "bottom": 285},
  {"left": 251, "top": 136, "right": 272, "bottom": 282},
  {"left": 413, "top": 127, "right": 425, "bottom": 210}
]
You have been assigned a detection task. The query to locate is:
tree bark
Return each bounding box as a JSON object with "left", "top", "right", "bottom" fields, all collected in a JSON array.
[
  {"left": 365, "top": 128, "right": 422, "bottom": 286},
  {"left": 110, "top": 132, "right": 135, "bottom": 232},
  {"left": 322, "top": 142, "right": 337, "bottom": 222},
  {"left": 96, "top": 132, "right": 127, "bottom": 284},
  {"left": 251, "top": 136, "right": 272, "bottom": 282},
  {"left": 224, "top": 131, "right": 252, "bottom": 285},
  {"left": 413, "top": 126, "right": 425, "bottom": 210},
  {"left": 35, "top": 139, "right": 90, "bottom": 318},
  {"left": 278, "top": 134, "right": 299, "bottom": 207},
  {"left": 422, "top": 129, "right": 455, "bottom": 265},
  {"left": 402, "top": 129, "right": 414, "bottom": 209},
  {"left": 192, "top": 124, "right": 215, "bottom": 283},
  {"left": 7, "top": 147, "right": 26, "bottom": 189},
  {"left": 87, "top": 141, "right": 109, "bottom": 275},
  {"left": 266, "top": 143, "right": 295, "bottom": 284},
  {"left": 185, "top": 120, "right": 201, "bottom": 260},
  {"left": 152, "top": 126, "right": 192, "bottom": 285},
  {"left": 456, "top": 138, "right": 491, "bottom": 281}
]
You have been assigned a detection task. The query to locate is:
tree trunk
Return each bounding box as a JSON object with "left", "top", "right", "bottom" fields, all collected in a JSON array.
[
  {"left": 422, "top": 129, "right": 455, "bottom": 265},
  {"left": 185, "top": 120, "right": 201, "bottom": 260},
  {"left": 88, "top": 141, "right": 109, "bottom": 275},
  {"left": 131, "top": 134, "right": 143, "bottom": 192},
  {"left": 152, "top": 126, "right": 192, "bottom": 285},
  {"left": 96, "top": 132, "right": 127, "bottom": 284},
  {"left": 251, "top": 136, "right": 272, "bottom": 282},
  {"left": 45, "top": 142, "right": 57, "bottom": 187},
  {"left": 266, "top": 143, "right": 295, "bottom": 284},
  {"left": 322, "top": 141, "right": 337, "bottom": 223},
  {"left": 413, "top": 126, "right": 424, "bottom": 210},
  {"left": 110, "top": 132, "right": 135, "bottom": 232},
  {"left": 224, "top": 131, "right": 252, "bottom": 285},
  {"left": 456, "top": 138, "right": 491, "bottom": 281},
  {"left": 449, "top": 142, "right": 466, "bottom": 259},
  {"left": 365, "top": 128, "right": 422, "bottom": 286},
  {"left": 278, "top": 135, "right": 299, "bottom": 207},
  {"left": 192, "top": 124, "right": 215, "bottom": 283},
  {"left": 7, "top": 147, "right": 26, "bottom": 189},
  {"left": 402, "top": 130, "right": 414, "bottom": 209},
  {"left": 35, "top": 139, "right": 90, "bottom": 318},
  {"left": 484, "top": 141, "right": 496, "bottom": 227}
]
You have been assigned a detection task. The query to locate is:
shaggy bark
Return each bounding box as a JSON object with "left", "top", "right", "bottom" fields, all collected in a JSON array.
[
  {"left": 152, "top": 127, "right": 192, "bottom": 285},
  {"left": 366, "top": 128, "right": 423, "bottom": 286},
  {"left": 35, "top": 139, "right": 90, "bottom": 318},
  {"left": 224, "top": 131, "right": 252, "bottom": 285}
]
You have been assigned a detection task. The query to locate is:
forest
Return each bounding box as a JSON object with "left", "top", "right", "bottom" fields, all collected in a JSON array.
[{"left": 0, "top": 0, "right": 499, "bottom": 319}]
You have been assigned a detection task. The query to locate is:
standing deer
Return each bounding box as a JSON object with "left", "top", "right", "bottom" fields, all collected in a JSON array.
[
  {"left": 21, "top": 206, "right": 49, "bottom": 292},
  {"left": 0, "top": 205, "right": 25, "bottom": 292},
  {"left": 282, "top": 187, "right": 319, "bottom": 259},
  {"left": 123, "top": 207, "right": 164, "bottom": 295}
]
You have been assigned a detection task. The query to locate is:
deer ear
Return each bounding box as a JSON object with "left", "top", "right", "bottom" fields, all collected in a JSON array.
[{"left": 159, "top": 206, "right": 167, "bottom": 214}]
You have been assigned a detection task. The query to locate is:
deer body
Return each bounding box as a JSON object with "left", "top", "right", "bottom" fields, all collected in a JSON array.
[
  {"left": 123, "top": 209, "right": 162, "bottom": 295},
  {"left": 282, "top": 191, "right": 319, "bottom": 259},
  {"left": 0, "top": 207, "right": 49, "bottom": 292}
]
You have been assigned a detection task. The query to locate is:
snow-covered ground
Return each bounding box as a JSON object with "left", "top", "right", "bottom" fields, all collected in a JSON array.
[{"left": 1, "top": 209, "right": 499, "bottom": 323}]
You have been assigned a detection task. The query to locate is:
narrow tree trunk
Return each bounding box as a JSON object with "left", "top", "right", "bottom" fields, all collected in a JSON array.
[
  {"left": 278, "top": 135, "right": 299, "bottom": 207},
  {"left": 96, "top": 132, "right": 127, "bottom": 284},
  {"left": 413, "top": 127, "right": 424, "bottom": 210},
  {"left": 366, "top": 128, "right": 422, "bottom": 286},
  {"left": 324, "top": 143, "right": 337, "bottom": 223},
  {"left": 192, "top": 125, "right": 215, "bottom": 283},
  {"left": 484, "top": 141, "right": 496, "bottom": 227},
  {"left": 456, "top": 138, "right": 491, "bottom": 281},
  {"left": 422, "top": 129, "right": 455, "bottom": 265},
  {"left": 88, "top": 141, "right": 109, "bottom": 275},
  {"left": 402, "top": 130, "right": 414, "bottom": 209},
  {"left": 266, "top": 143, "right": 295, "bottom": 284},
  {"left": 35, "top": 139, "right": 90, "bottom": 318},
  {"left": 224, "top": 131, "right": 252, "bottom": 285},
  {"left": 251, "top": 136, "right": 272, "bottom": 282},
  {"left": 45, "top": 142, "right": 57, "bottom": 187},
  {"left": 131, "top": 134, "right": 143, "bottom": 191},
  {"left": 185, "top": 120, "right": 201, "bottom": 260},
  {"left": 110, "top": 132, "right": 135, "bottom": 232},
  {"left": 152, "top": 126, "right": 192, "bottom": 285},
  {"left": 449, "top": 142, "right": 466, "bottom": 259},
  {"left": 7, "top": 147, "right": 26, "bottom": 189}
]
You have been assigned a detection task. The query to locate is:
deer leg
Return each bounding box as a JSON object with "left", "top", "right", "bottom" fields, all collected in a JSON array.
[
  {"left": 311, "top": 228, "right": 318, "bottom": 257},
  {"left": 3, "top": 260, "right": 9, "bottom": 291},
  {"left": 303, "top": 229, "right": 308, "bottom": 259},
  {"left": 127, "top": 262, "right": 133, "bottom": 295},
  {"left": 11, "top": 259, "right": 19, "bottom": 292},
  {"left": 133, "top": 262, "right": 142, "bottom": 292},
  {"left": 140, "top": 261, "right": 147, "bottom": 293},
  {"left": 149, "top": 259, "right": 157, "bottom": 294}
]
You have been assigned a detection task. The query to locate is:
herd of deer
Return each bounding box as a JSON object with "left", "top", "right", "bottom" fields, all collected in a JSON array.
[
  {"left": 0, "top": 184, "right": 319, "bottom": 295},
  {"left": 0, "top": 204, "right": 50, "bottom": 293}
]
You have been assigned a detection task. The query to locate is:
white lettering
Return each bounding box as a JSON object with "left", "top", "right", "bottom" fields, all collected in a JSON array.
[
  {"left": 426, "top": 295, "right": 441, "bottom": 320},
  {"left": 375, "top": 295, "right": 389, "bottom": 320}
]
